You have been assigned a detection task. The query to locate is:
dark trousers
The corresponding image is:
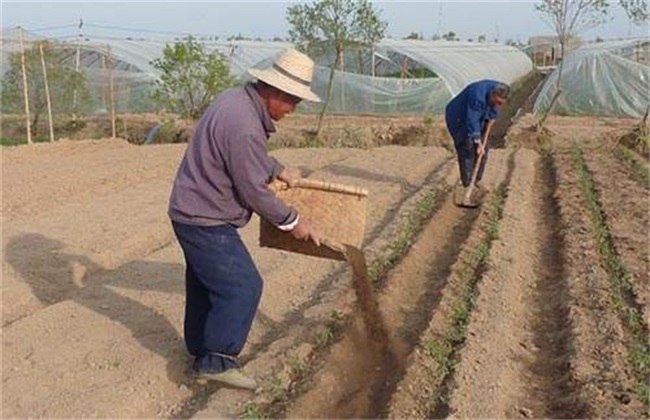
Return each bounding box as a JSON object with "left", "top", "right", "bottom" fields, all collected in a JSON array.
[
  {"left": 171, "top": 221, "right": 263, "bottom": 366},
  {"left": 454, "top": 138, "right": 489, "bottom": 188}
]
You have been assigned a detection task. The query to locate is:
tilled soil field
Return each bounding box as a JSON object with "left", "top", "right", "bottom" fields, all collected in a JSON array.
[{"left": 2, "top": 114, "right": 648, "bottom": 418}]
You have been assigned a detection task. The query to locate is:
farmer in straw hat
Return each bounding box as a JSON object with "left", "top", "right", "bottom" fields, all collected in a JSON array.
[
  {"left": 445, "top": 79, "right": 510, "bottom": 201},
  {"left": 169, "top": 48, "right": 322, "bottom": 390}
]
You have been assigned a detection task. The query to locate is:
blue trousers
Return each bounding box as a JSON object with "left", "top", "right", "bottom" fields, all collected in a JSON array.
[
  {"left": 171, "top": 221, "right": 263, "bottom": 370},
  {"left": 454, "top": 137, "right": 489, "bottom": 188}
]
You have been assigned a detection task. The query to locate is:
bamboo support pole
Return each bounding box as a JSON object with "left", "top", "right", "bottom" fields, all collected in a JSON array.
[
  {"left": 107, "top": 45, "right": 116, "bottom": 138},
  {"left": 18, "top": 27, "right": 32, "bottom": 144},
  {"left": 122, "top": 82, "right": 131, "bottom": 138},
  {"left": 72, "top": 33, "right": 81, "bottom": 124},
  {"left": 39, "top": 42, "right": 55, "bottom": 142}
]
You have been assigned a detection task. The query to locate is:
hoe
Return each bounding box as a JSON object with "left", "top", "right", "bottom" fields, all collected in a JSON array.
[{"left": 456, "top": 120, "right": 494, "bottom": 208}]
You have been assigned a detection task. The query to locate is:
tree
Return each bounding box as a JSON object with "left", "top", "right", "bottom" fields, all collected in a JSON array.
[
  {"left": 404, "top": 32, "right": 423, "bottom": 40},
  {"left": 287, "top": 0, "right": 387, "bottom": 137},
  {"left": 0, "top": 41, "right": 87, "bottom": 136},
  {"left": 478, "top": 34, "right": 487, "bottom": 43},
  {"left": 535, "top": 0, "right": 609, "bottom": 129},
  {"left": 151, "top": 36, "right": 237, "bottom": 120},
  {"left": 357, "top": 1, "right": 388, "bottom": 77},
  {"left": 442, "top": 31, "right": 458, "bottom": 41},
  {"left": 619, "top": 0, "right": 649, "bottom": 23}
]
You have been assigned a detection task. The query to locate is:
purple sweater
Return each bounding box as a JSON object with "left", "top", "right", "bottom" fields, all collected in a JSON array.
[{"left": 168, "top": 84, "right": 297, "bottom": 228}]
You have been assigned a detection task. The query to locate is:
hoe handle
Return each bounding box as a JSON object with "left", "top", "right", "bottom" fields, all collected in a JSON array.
[{"left": 463, "top": 120, "right": 495, "bottom": 203}]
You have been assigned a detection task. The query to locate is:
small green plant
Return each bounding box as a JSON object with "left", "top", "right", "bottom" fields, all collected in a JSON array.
[
  {"left": 267, "top": 375, "right": 287, "bottom": 403},
  {"left": 241, "top": 401, "right": 262, "bottom": 420},
  {"left": 288, "top": 357, "right": 307, "bottom": 381},
  {"left": 316, "top": 326, "right": 334, "bottom": 348},
  {"left": 330, "top": 309, "right": 344, "bottom": 321},
  {"left": 423, "top": 338, "right": 454, "bottom": 377}
]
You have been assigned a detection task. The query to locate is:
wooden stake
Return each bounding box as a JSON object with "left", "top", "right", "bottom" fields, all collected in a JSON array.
[
  {"left": 101, "top": 54, "right": 107, "bottom": 111},
  {"left": 39, "top": 42, "right": 55, "bottom": 142},
  {"left": 18, "top": 27, "right": 32, "bottom": 144},
  {"left": 122, "top": 82, "right": 131, "bottom": 138},
  {"left": 72, "top": 36, "right": 81, "bottom": 124},
  {"left": 107, "top": 45, "right": 116, "bottom": 138}
]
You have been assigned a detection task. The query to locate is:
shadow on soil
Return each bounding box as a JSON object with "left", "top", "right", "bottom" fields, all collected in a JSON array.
[{"left": 4, "top": 233, "right": 206, "bottom": 393}]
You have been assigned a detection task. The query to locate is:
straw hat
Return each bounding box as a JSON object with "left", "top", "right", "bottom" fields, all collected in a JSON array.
[{"left": 248, "top": 48, "right": 321, "bottom": 103}]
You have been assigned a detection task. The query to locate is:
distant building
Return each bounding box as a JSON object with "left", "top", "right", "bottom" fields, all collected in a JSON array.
[{"left": 527, "top": 35, "right": 582, "bottom": 67}]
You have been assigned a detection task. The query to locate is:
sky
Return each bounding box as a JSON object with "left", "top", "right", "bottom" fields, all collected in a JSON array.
[{"left": 1, "top": 0, "right": 647, "bottom": 43}]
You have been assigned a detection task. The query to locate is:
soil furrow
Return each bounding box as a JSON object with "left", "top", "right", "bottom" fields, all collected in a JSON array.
[
  {"left": 340, "top": 152, "right": 510, "bottom": 417},
  {"left": 552, "top": 145, "right": 646, "bottom": 417},
  {"left": 581, "top": 144, "right": 650, "bottom": 327},
  {"left": 284, "top": 192, "right": 480, "bottom": 419},
  {"left": 385, "top": 185, "right": 507, "bottom": 418},
  {"left": 446, "top": 149, "right": 585, "bottom": 418}
]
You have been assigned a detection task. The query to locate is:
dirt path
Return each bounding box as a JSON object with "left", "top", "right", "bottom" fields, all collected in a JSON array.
[
  {"left": 1, "top": 140, "right": 452, "bottom": 418},
  {"left": 2, "top": 114, "right": 647, "bottom": 419}
]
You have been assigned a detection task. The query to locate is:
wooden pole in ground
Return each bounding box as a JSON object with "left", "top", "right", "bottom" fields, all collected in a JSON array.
[
  {"left": 18, "top": 27, "right": 32, "bottom": 144},
  {"left": 72, "top": 18, "right": 83, "bottom": 125},
  {"left": 39, "top": 42, "right": 55, "bottom": 142},
  {"left": 107, "top": 45, "right": 116, "bottom": 138},
  {"left": 122, "top": 82, "right": 131, "bottom": 138},
  {"left": 101, "top": 53, "right": 107, "bottom": 111}
]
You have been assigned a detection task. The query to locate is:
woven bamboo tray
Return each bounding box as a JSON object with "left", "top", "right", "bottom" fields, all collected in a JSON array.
[{"left": 259, "top": 178, "right": 368, "bottom": 260}]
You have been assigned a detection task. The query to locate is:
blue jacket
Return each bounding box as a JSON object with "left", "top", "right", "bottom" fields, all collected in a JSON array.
[{"left": 445, "top": 79, "right": 502, "bottom": 146}]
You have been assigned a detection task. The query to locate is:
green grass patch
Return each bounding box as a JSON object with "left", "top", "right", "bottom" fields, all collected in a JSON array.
[
  {"left": 1, "top": 136, "right": 52, "bottom": 146},
  {"left": 240, "top": 401, "right": 263, "bottom": 420},
  {"left": 573, "top": 145, "right": 650, "bottom": 404}
]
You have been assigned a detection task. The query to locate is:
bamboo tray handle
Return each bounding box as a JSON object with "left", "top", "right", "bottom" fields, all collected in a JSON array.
[{"left": 284, "top": 178, "right": 369, "bottom": 197}]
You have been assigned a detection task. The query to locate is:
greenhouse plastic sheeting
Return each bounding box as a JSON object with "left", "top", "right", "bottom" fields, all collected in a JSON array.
[
  {"left": 1, "top": 28, "right": 533, "bottom": 114},
  {"left": 307, "top": 66, "right": 452, "bottom": 114},
  {"left": 534, "top": 38, "right": 650, "bottom": 118},
  {"left": 378, "top": 40, "right": 532, "bottom": 95},
  {"left": 243, "top": 60, "right": 453, "bottom": 114}
]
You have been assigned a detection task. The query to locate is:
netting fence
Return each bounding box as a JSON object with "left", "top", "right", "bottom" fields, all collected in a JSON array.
[{"left": 1, "top": 26, "right": 533, "bottom": 143}]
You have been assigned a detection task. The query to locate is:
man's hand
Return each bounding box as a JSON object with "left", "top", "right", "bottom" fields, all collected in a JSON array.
[
  {"left": 278, "top": 168, "right": 302, "bottom": 187},
  {"left": 470, "top": 135, "right": 486, "bottom": 157},
  {"left": 290, "top": 217, "right": 321, "bottom": 246},
  {"left": 477, "top": 142, "right": 486, "bottom": 157}
]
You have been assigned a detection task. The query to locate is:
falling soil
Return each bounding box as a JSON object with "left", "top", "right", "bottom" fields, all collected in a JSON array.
[{"left": 343, "top": 245, "right": 390, "bottom": 345}]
